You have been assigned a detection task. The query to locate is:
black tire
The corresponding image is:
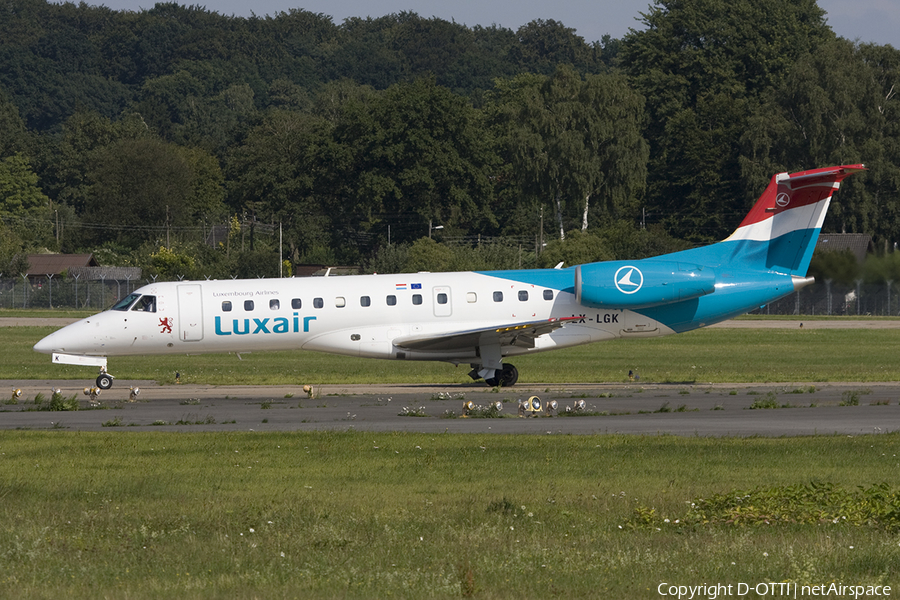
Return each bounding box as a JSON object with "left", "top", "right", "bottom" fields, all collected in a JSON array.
[
  {"left": 499, "top": 364, "right": 518, "bottom": 387},
  {"left": 96, "top": 374, "right": 114, "bottom": 390},
  {"left": 484, "top": 364, "right": 518, "bottom": 388}
]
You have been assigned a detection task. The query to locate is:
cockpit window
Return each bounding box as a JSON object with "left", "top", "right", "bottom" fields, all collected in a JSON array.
[
  {"left": 111, "top": 293, "right": 141, "bottom": 311},
  {"left": 131, "top": 295, "right": 157, "bottom": 313}
]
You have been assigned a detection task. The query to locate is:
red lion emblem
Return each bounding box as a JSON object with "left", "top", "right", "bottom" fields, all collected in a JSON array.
[{"left": 159, "top": 317, "right": 173, "bottom": 334}]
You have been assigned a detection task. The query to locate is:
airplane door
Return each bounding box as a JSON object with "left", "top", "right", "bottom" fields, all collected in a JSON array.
[
  {"left": 433, "top": 286, "right": 452, "bottom": 317},
  {"left": 177, "top": 284, "right": 204, "bottom": 341}
]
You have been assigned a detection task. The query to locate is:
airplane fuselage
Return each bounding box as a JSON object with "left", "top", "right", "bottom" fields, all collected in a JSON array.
[{"left": 35, "top": 265, "right": 802, "bottom": 363}]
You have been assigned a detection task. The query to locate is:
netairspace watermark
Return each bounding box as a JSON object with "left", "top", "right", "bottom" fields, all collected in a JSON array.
[{"left": 658, "top": 582, "right": 891, "bottom": 599}]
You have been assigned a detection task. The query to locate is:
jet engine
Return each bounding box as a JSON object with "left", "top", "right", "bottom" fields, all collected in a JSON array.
[{"left": 575, "top": 261, "right": 716, "bottom": 310}]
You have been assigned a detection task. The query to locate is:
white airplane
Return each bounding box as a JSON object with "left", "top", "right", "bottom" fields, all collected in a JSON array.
[{"left": 34, "top": 164, "right": 865, "bottom": 389}]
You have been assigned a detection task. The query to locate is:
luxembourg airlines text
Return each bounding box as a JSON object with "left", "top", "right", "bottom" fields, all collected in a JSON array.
[{"left": 214, "top": 314, "right": 316, "bottom": 336}]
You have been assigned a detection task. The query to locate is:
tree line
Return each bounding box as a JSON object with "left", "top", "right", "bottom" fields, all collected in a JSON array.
[{"left": 1, "top": 0, "right": 899, "bottom": 280}]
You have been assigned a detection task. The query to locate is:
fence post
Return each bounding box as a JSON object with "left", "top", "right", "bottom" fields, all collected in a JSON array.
[{"left": 888, "top": 280, "right": 894, "bottom": 317}]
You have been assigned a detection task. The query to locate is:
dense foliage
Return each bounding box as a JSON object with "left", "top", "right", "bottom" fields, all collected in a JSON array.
[{"left": 0, "top": 0, "right": 898, "bottom": 277}]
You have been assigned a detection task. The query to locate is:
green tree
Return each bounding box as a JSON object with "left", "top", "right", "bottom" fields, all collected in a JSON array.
[
  {"left": 175, "top": 145, "right": 226, "bottom": 223},
  {"left": 0, "top": 153, "right": 49, "bottom": 216},
  {"left": 84, "top": 138, "right": 194, "bottom": 245},
  {"left": 145, "top": 245, "right": 197, "bottom": 279},
  {"left": 365, "top": 242, "right": 409, "bottom": 274},
  {"left": 35, "top": 111, "right": 153, "bottom": 218},
  {"left": 740, "top": 39, "right": 900, "bottom": 247},
  {"left": 0, "top": 153, "right": 52, "bottom": 246},
  {"left": 487, "top": 66, "right": 647, "bottom": 240},
  {"left": 0, "top": 221, "right": 25, "bottom": 273},
  {"left": 620, "top": 0, "right": 832, "bottom": 241},
  {"left": 808, "top": 249, "right": 860, "bottom": 286},
  {"left": 226, "top": 108, "right": 333, "bottom": 264},
  {"left": 539, "top": 229, "right": 614, "bottom": 268},
  {"left": 511, "top": 19, "right": 601, "bottom": 74},
  {"left": 0, "top": 87, "right": 28, "bottom": 158},
  {"left": 598, "top": 220, "right": 691, "bottom": 260},
  {"left": 329, "top": 77, "right": 497, "bottom": 246},
  {"left": 405, "top": 237, "right": 454, "bottom": 272},
  {"left": 862, "top": 252, "right": 900, "bottom": 285}
]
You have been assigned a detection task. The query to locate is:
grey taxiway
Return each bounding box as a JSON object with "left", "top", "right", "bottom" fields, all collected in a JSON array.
[{"left": 2, "top": 379, "right": 899, "bottom": 436}]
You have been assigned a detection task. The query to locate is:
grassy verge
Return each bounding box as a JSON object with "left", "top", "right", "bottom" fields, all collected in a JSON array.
[
  {"left": 7, "top": 326, "right": 900, "bottom": 384},
  {"left": 0, "top": 431, "right": 897, "bottom": 599}
]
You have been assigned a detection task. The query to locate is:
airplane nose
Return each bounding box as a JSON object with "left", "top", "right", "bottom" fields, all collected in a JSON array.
[
  {"left": 33, "top": 320, "right": 94, "bottom": 355},
  {"left": 33, "top": 330, "right": 61, "bottom": 354}
]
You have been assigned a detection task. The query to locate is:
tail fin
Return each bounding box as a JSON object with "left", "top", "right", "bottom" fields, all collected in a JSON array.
[{"left": 716, "top": 164, "right": 866, "bottom": 275}]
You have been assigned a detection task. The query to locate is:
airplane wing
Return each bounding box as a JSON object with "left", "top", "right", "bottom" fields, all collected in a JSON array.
[{"left": 392, "top": 316, "right": 580, "bottom": 352}]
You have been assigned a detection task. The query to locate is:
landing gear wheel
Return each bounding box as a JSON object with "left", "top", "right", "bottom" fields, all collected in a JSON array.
[
  {"left": 499, "top": 363, "right": 518, "bottom": 387},
  {"left": 96, "top": 373, "right": 114, "bottom": 390},
  {"left": 483, "top": 363, "right": 518, "bottom": 388}
]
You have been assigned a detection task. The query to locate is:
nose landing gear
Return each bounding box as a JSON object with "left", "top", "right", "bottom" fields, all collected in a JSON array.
[{"left": 96, "top": 368, "right": 115, "bottom": 390}]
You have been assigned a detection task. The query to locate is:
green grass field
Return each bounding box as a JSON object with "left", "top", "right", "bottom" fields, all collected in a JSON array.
[
  {"left": 5, "top": 324, "right": 900, "bottom": 384},
  {"left": 1, "top": 431, "right": 898, "bottom": 599},
  {"left": 4, "top": 321, "right": 900, "bottom": 597}
]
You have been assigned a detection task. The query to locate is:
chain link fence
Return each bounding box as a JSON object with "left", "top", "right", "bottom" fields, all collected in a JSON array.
[
  {"left": 749, "top": 281, "right": 898, "bottom": 316},
  {"left": 0, "top": 275, "right": 148, "bottom": 310}
]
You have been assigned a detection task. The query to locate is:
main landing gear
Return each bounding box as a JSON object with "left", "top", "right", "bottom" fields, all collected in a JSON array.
[{"left": 482, "top": 363, "right": 518, "bottom": 388}]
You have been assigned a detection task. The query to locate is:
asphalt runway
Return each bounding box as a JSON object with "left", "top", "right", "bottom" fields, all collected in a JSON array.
[
  {"left": 2, "top": 379, "right": 899, "bottom": 436},
  {"left": 6, "top": 318, "right": 900, "bottom": 436}
]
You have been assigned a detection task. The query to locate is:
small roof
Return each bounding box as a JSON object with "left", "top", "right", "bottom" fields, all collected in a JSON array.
[
  {"left": 25, "top": 254, "right": 99, "bottom": 276},
  {"left": 815, "top": 234, "right": 873, "bottom": 263}
]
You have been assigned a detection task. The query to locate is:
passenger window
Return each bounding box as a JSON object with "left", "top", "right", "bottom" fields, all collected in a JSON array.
[
  {"left": 543, "top": 289, "right": 554, "bottom": 301},
  {"left": 437, "top": 293, "right": 448, "bottom": 304},
  {"left": 291, "top": 298, "right": 302, "bottom": 309},
  {"left": 244, "top": 300, "right": 254, "bottom": 311},
  {"left": 518, "top": 290, "right": 529, "bottom": 301},
  {"left": 360, "top": 296, "right": 371, "bottom": 307},
  {"left": 386, "top": 295, "right": 397, "bottom": 306},
  {"left": 313, "top": 298, "right": 324, "bottom": 309},
  {"left": 222, "top": 301, "right": 232, "bottom": 312},
  {"left": 493, "top": 291, "right": 503, "bottom": 302},
  {"left": 335, "top": 297, "right": 346, "bottom": 308},
  {"left": 132, "top": 295, "right": 157, "bottom": 313},
  {"left": 466, "top": 292, "right": 477, "bottom": 303},
  {"left": 269, "top": 299, "right": 280, "bottom": 310},
  {"left": 412, "top": 294, "right": 422, "bottom": 305}
]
